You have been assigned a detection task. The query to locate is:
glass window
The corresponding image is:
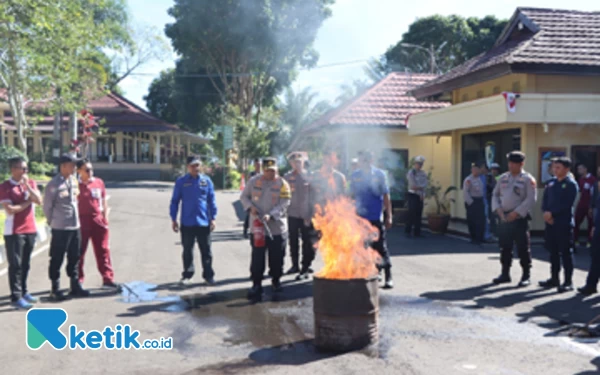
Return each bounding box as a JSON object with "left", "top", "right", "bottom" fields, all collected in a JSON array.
[
  {"left": 378, "top": 149, "right": 409, "bottom": 203},
  {"left": 461, "top": 129, "right": 521, "bottom": 182}
]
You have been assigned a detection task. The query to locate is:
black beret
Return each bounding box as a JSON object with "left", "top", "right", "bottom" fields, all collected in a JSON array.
[{"left": 506, "top": 151, "right": 526, "bottom": 163}]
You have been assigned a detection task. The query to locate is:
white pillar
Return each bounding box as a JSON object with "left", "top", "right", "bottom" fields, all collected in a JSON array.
[
  {"left": 116, "top": 132, "right": 124, "bottom": 162},
  {"left": 91, "top": 136, "right": 98, "bottom": 162},
  {"left": 170, "top": 134, "right": 175, "bottom": 162},
  {"left": 134, "top": 133, "right": 138, "bottom": 163},
  {"left": 154, "top": 134, "right": 161, "bottom": 165}
]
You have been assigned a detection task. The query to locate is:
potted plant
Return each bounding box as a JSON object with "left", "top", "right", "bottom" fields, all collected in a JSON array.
[{"left": 424, "top": 168, "right": 457, "bottom": 234}]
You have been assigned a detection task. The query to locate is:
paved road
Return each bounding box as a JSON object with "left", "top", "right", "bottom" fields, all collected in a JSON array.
[{"left": 1, "top": 184, "right": 599, "bottom": 374}]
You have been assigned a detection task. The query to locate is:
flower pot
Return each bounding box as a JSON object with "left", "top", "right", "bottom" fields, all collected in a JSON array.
[
  {"left": 427, "top": 214, "right": 450, "bottom": 234},
  {"left": 393, "top": 208, "right": 409, "bottom": 226}
]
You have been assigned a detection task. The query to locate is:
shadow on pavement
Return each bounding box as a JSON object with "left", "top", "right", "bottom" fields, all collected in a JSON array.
[
  {"left": 212, "top": 230, "right": 246, "bottom": 242},
  {"left": 517, "top": 294, "right": 600, "bottom": 326},
  {"left": 574, "top": 357, "right": 600, "bottom": 375},
  {"left": 420, "top": 283, "right": 515, "bottom": 303}
]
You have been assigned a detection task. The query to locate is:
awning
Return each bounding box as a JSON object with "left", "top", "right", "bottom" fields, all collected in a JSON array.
[{"left": 408, "top": 93, "right": 600, "bottom": 136}]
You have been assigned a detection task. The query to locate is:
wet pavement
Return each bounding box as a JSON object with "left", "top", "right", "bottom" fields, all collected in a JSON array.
[{"left": 0, "top": 185, "right": 599, "bottom": 374}]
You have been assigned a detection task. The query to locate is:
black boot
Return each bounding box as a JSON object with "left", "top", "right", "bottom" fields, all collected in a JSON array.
[
  {"left": 493, "top": 267, "right": 511, "bottom": 284},
  {"left": 518, "top": 269, "right": 531, "bottom": 287},
  {"left": 50, "top": 281, "right": 66, "bottom": 302},
  {"left": 578, "top": 286, "right": 598, "bottom": 296},
  {"left": 272, "top": 279, "right": 283, "bottom": 293},
  {"left": 247, "top": 284, "right": 263, "bottom": 301},
  {"left": 69, "top": 279, "right": 90, "bottom": 298},
  {"left": 539, "top": 278, "right": 560, "bottom": 289}
]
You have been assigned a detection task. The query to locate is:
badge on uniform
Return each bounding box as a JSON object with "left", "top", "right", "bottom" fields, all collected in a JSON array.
[
  {"left": 200, "top": 180, "right": 208, "bottom": 186},
  {"left": 91, "top": 188, "right": 101, "bottom": 199},
  {"left": 59, "top": 190, "right": 69, "bottom": 198},
  {"left": 562, "top": 183, "right": 567, "bottom": 189}
]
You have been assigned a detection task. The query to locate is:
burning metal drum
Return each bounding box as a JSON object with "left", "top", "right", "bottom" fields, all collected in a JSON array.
[{"left": 313, "top": 276, "right": 379, "bottom": 354}]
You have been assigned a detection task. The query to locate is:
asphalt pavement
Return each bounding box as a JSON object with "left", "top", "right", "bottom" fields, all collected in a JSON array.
[{"left": 0, "top": 183, "right": 599, "bottom": 374}]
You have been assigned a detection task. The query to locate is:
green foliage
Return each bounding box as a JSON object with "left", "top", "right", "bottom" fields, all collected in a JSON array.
[
  {"left": 0, "top": 146, "right": 28, "bottom": 180},
  {"left": 29, "top": 161, "right": 55, "bottom": 176},
  {"left": 165, "top": 0, "right": 334, "bottom": 119},
  {"left": 424, "top": 167, "right": 457, "bottom": 215},
  {"left": 381, "top": 15, "right": 508, "bottom": 74},
  {"left": 206, "top": 164, "right": 241, "bottom": 190}
]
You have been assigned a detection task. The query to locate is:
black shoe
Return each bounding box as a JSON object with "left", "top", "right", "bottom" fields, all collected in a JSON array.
[
  {"left": 383, "top": 269, "right": 394, "bottom": 289},
  {"left": 558, "top": 283, "right": 574, "bottom": 293},
  {"left": 246, "top": 286, "right": 263, "bottom": 301},
  {"left": 493, "top": 274, "right": 511, "bottom": 284},
  {"left": 517, "top": 277, "right": 531, "bottom": 287},
  {"left": 272, "top": 280, "right": 283, "bottom": 293},
  {"left": 50, "top": 290, "right": 66, "bottom": 302},
  {"left": 243, "top": 231, "right": 248, "bottom": 239},
  {"left": 69, "top": 281, "right": 90, "bottom": 298},
  {"left": 539, "top": 279, "right": 560, "bottom": 289},
  {"left": 286, "top": 266, "right": 300, "bottom": 275},
  {"left": 296, "top": 272, "right": 310, "bottom": 281},
  {"left": 204, "top": 277, "right": 216, "bottom": 286},
  {"left": 307, "top": 267, "right": 314, "bottom": 274},
  {"left": 578, "top": 286, "right": 598, "bottom": 296}
]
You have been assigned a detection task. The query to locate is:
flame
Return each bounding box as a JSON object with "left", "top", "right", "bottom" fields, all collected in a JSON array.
[{"left": 312, "top": 196, "right": 381, "bottom": 279}]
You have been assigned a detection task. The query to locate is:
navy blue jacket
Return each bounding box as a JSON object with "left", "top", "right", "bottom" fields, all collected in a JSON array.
[
  {"left": 170, "top": 174, "right": 217, "bottom": 227},
  {"left": 541, "top": 176, "right": 578, "bottom": 227}
]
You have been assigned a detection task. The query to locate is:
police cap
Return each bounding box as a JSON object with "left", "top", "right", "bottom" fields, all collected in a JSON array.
[
  {"left": 263, "top": 157, "right": 278, "bottom": 170},
  {"left": 414, "top": 155, "right": 426, "bottom": 164},
  {"left": 286, "top": 151, "right": 307, "bottom": 161},
  {"left": 506, "top": 151, "right": 526, "bottom": 163}
]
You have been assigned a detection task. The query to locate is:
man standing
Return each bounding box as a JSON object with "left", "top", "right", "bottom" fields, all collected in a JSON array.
[
  {"left": 406, "top": 156, "right": 428, "bottom": 237},
  {"left": 170, "top": 156, "right": 217, "bottom": 286},
  {"left": 351, "top": 150, "right": 394, "bottom": 289},
  {"left": 76, "top": 159, "right": 118, "bottom": 289},
  {"left": 574, "top": 164, "right": 596, "bottom": 249},
  {"left": 540, "top": 157, "right": 578, "bottom": 292},
  {"left": 240, "top": 157, "right": 291, "bottom": 301},
  {"left": 463, "top": 163, "right": 485, "bottom": 245},
  {"left": 579, "top": 180, "right": 600, "bottom": 296},
  {"left": 283, "top": 152, "right": 313, "bottom": 279},
  {"left": 43, "top": 154, "right": 89, "bottom": 301},
  {"left": 491, "top": 151, "right": 537, "bottom": 287},
  {"left": 311, "top": 149, "right": 346, "bottom": 209},
  {"left": 243, "top": 158, "right": 262, "bottom": 238},
  {"left": 0, "top": 157, "right": 42, "bottom": 309},
  {"left": 490, "top": 163, "right": 501, "bottom": 181}
]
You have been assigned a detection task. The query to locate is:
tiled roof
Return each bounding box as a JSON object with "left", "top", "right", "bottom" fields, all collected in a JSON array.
[
  {"left": 414, "top": 7, "right": 600, "bottom": 95},
  {"left": 303, "top": 72, "right": 449, "bottom": 132}
]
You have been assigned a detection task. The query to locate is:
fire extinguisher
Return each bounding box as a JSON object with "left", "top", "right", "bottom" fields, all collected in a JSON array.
[{"left": 252, "top": 218, "right": 266, "bottom": 247}]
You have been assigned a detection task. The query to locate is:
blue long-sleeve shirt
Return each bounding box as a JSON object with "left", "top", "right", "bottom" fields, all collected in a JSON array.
[
  {"left": 542, "top": 176, "right": 578, "bottom": 227},
  {"left": 170, "top": 174, "right": 217, "bottom": 227}
]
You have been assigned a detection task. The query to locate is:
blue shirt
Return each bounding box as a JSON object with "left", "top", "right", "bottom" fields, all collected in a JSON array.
[
  {"left": 170, "top": 174, "right": 217, "bottom": 227},
  {"left": 541, "top": 176, "right": 578, "bottom": 227},
  {"left": 350, "top": 167, "right": 390, "bottom": 221}
]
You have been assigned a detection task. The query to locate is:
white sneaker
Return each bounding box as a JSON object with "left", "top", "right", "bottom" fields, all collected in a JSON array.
[{"left": 179, "top": 278, "right": 192, "bottom": 287}]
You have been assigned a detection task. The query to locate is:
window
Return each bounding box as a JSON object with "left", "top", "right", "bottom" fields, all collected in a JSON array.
[{"left": 461, "top": 129, "right": 521, "bottom": 182}]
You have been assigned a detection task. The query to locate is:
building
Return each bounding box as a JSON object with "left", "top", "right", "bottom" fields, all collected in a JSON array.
[
  {"left": 1, "top": 92, "right": 208, "bottom": 180},
  {"left": 409, "top": 7, "right": 600, "bottom": 231},
  {"left": 293, "top": 72, "right": 452, "bottom": 205}
]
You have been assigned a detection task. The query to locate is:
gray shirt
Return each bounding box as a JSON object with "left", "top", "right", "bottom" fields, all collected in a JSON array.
[
  {"left": 407, "top": 168, "right": 428, "bottom": 198},
  {"left": 491, "top": 171, "right": 537, "bottom": 218},
  {"left": 43, "top": 174, "right": 80, "bottom": 230},
  {"left": 240, "top": 175, "right": 291, "bottom": 236},
  {"left": 283, "top": 170, "right": 310, "bottom": 220},
  {"left": 463, "top": 174, "right": 484, "bottom": 205}
]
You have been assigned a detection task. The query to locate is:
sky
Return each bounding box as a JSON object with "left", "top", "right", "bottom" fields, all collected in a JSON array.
[{"left": 121, "top": 0, "right": 598, "bottom": 110}]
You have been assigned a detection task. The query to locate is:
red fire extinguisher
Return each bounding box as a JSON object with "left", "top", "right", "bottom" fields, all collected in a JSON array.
[{"left": 252, "top": 218, "right": 266, "bottom": 247}]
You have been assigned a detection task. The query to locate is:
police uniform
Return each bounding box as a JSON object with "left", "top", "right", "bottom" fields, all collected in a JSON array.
[
  {"left": 240, "top": 158, "right": 291, "bottom": 299},
  {"left": 42, "top": 154, "right": 88, "bottom": 300},
  {"left": 283, "top": 152, "right": 313, "bottom": 275},
  {"left": 463, "top": 170, "right": 485, "bottom": 244},
  {"left": 406, "top": 156, "right": 428, "bottom": 237},
  {"left": 350, "top": 165, "right": 394, "bottom": 288},
  {"left": 309, "top": 168, "right": 346, "bottom": 215},
  {"left": 491, "top": 151, "right": 537, "bottom": 285},
  {"left": 170, "top": 156, "right": 218, "bottom": 284},
  {"left": 580, "top": 188, "right": 600, "bottom": 296},
  {"left": 540, "top": 168, "right": 578, "bottom": 290}
]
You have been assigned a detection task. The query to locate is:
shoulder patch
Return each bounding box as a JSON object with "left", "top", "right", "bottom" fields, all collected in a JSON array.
[{"left": 280, "top": 182, "right": 291, "bottom": 199}]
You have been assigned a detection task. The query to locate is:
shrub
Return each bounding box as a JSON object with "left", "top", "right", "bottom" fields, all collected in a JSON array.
[
  {"left": 0, "top": 146, "right": 28, "bottom": 181},
  {"left": 29, "top": 161, "right": 55, "bottom": 176}
]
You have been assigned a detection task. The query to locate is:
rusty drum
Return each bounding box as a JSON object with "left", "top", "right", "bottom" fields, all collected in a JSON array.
[{"left": 313, "top": 276, "right": 379, "bottom": 354}]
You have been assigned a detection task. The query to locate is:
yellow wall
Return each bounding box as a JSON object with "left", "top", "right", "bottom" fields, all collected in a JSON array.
[{"left": 453, "top": 74, "right": 528, "bottom": 104}]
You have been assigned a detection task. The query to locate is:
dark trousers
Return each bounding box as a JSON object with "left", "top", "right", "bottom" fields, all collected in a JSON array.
[
  {"left": 585, "top": 232, "right": 600, "bottom": 289},
  {"left": 288, "top": 217, "right": 315, "bottom": 270},
  {"left": 4, "top": 233, "right": 36, "bottom": 302},
  {"left": 49, "top": 229, "right": 81, "bottom": 290},
  {"left": 370, "top": 220, "right": 392, "bottom": 271},
  {"left": 497, "top": 217, "right": 532, "bottom": 271},
  {"left": 465, "top": 198, "right": 485, "bottom": 243},
  {"left": 250, "top": 233, "right": 287, "bottom": 287},
  {"left": 405, "top": 193, "right": 423, "bottom": 236},
  {"left": 545, "top": 224, "right": 574, "bottom": 284},
  {"left": 243, "top": 210, "right": 250, "bottom": 234},
  {"left": 181, "top": 225, "right": 214, "bottom": 280}
]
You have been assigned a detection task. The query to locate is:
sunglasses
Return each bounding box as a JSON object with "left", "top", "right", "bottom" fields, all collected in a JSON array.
[
  {"left": 13, "top": 167, "right": 28, "bottom": 172},
  {"left": 84, "top": 168, "right": 93, "bottom": 173}
]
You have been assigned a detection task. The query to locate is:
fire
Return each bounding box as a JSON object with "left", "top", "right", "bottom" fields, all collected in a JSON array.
[{"left": 312, "top": 197, "right": 381, "bottom": 279}]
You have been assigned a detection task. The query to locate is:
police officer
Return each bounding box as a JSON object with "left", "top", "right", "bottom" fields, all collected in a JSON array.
[
  {"left": 170, "top": 156, "right": 218, "bottom": 286},
  {"left": 540, "top": 157, "right": 578, "bottom": 292},
  {"left": 243, "top": 158, "right": 262, "bottom": 238},
  {"left": 579, "top": 180, "right": 600, "bottom": 296},
  {"left": 284, "top": 152, "right": 314, "bottom": 279},
  {"left": 463, "top": 163, "right": 485, "bottom": 245},
  {"left": 491, "top": 151, "right": 537, "bottom": 287},
  {"left": 406, "top": 156, "right": 428, "bottom": 237},
  {"left": 351, "top": 150, "right": 394, "bottom": 289},
  {"left": 310, "top": 149, "right": 346, "bottom": 209},
  {"left": 240, "top": 157, "right": 291, "bottom": 301},
  {"left": 43, "top": 154, "right": 89, "bottom": 301}
]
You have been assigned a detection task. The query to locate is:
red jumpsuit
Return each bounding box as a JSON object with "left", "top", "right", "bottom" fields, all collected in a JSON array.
[
  {"left": 575, "top": 173, "right": 596, "bottom": 244},
  {"left": 77, "top": 177, "right": 114, "bottom": 284}
]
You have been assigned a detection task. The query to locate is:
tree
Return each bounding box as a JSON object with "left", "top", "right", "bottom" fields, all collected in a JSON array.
[
  {"left": 335, "top": 80, "right": 371, "bottom": 105},
  {"left": 0, "top": 0, "right": 130, "bottom": 151},
  {"left": 165, "top": 0, "right": 334, "bottom": 123},
  {"left": 381, "top": 15, "right": 507, "bottom": 75}
]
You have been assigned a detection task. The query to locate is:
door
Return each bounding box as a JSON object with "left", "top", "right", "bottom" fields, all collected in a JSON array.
[{"left": 571, "top": 146, "right": 600, "bottom": 179}]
